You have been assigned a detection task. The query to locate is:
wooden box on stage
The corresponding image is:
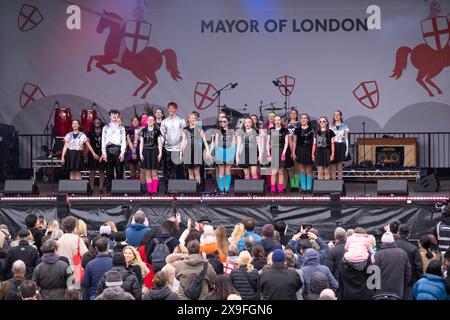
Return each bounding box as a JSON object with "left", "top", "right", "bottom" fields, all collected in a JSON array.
[{"left": 357, "top": 137, "right": 418, "bottom": 167}]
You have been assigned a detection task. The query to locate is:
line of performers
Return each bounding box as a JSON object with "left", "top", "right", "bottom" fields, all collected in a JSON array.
[{"left": 61, "top": 102, "right": 350, "bottom": 194}]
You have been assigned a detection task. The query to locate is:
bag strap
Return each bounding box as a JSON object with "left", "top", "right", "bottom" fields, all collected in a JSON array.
[
  {"left": 163, "top": 237, "right": 174, "bottom": 244},
  {"left": 199, "top": 262, "right": 208, "bottom": 278},
  {"left": 77, "top": 237, "right": 80, "bottom": 255}
]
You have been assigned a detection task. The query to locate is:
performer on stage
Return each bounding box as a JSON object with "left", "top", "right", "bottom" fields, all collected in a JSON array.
[
  {"left": 210, "top": 115, "right": 236, "bottom": 194},
  {"left": 86, "top": 118, "right": 106, "bottom": 194},
  {"left": 236, "top": 117, "right": 260, "bottom": 180},
  {"left": 265, "top": 112, "right": 276, "bottom": 130},
  {"left": 250, "top": 114, "right": 261, "bottom": 130},
  {"left": 126, "top": 117, "right": 141, "bottom": 180},
  {"left": 180, "top": 112, "right": 209, "bottom": 190},
  {"left": 160, "top": 102, "right": 186, "bottom": 184},
  {"left": 154, "top": 107, "right": 165, "bottom": 130},
  {"left": 101, "top": 110, "right": 127, "bottom": 193},
  {"left": 267, "top": 116, "right": 289, "bottom": 193},
  {"left": 292, "top": 113, "right": 315, "bottom": 193},
  {"left": 287, "top": 108, "right": 300, "bottom": 191},
  {"left": 139, "top": 115, "right": 163, "bottom": 194},
  {"left": 312, "top": 116, "right": 335, "bottom": 180},
  {"left": 330, "top": 110, "right": 349, "bottom": 180},
  {"left": 61, "top": 119, "right": 96, "bottom": 180}
]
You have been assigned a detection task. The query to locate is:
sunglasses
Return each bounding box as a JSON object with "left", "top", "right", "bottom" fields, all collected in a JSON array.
[
  {"left": 220, "top": 120, "right": 228, "bottom": 123},
  {"left": 319, "top": 120, "right": 327, "bottom": 123}
]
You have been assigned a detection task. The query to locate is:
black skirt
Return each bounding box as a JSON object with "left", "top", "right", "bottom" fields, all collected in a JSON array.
[
  {"left": 333, "top": 142, "right": 346, "bottom": 163},
  {"left": 65, "top": 150, "right": 84, "bottom": 171},
  {"left": 238, "top": 147, "right": 258, "bottom": 168},
  {"left": 86, "top": 152, "right": 106, "bottom": 170},
  {"left": 142, "top": 148, "right": 159, "bottom": 170},
  {"left": 315, "top": 148, "right": 331, "bottom": 167},
  {"left": 285, "top": 147, "right": 294, "bottom": 168},
  {"left": 296, "top": 145, "right": 313, "bottom": 165},
  {"left": 183, "top": 144, "right": 202, "bottom": 169}
]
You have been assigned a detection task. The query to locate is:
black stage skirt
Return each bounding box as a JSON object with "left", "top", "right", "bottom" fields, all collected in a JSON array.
[
  {"left": 142, "top": 148, "right": 159, "bottom": 170},
  {"left": 65, "top": 150, "right": 84, "bottom": 171},
  {"left": 315, "top": 147, "right": 331, "bottom": 167},
  {"left": 285, "top": 147, "right": 294, "bottom": 168},
  {"left": 296, "top": 145, "right": 313, "bottom": 165},
  {"left": 183, "top": 145, "right": 202, "bottom": 169},
  {"left": 332, "top": 142, "right": 346, "bottom": 164},
  {"left": 239, "top": 147, "right": 258, "bottom": 168},
  {"left": 87, "top": 152, "right": 105, "bottom": 170}
]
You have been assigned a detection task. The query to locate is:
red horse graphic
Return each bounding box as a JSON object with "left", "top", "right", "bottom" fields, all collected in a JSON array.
[{"left": 87, "top": 11, "right": 182, "bottom": 99}]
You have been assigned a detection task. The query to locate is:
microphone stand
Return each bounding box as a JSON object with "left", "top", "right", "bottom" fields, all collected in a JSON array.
[
  {"left": 274, "top": 81, "right": 292, "bottom": 118},
  {"left": 362, "top": 121, "right": 367, "bottom": 195},
  {"left": 212, "top": 83, "right": 233, "bottom": 118},
  {"left": 43, "top": 101, "right": 58, "bottom": 195}
]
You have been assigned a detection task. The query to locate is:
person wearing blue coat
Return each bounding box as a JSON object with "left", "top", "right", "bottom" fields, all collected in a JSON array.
[
  {"left": 413, "top": 260, "right": 448, "bottom": 300},
  {"left": 125, "top": 211, "right": 151, "bottom": 248},
  {"left": 301, "top": 248, "right": 339, "bottom": 297},
  {"left": 238, "top": 218, "right": 262, "bottom": 252}
]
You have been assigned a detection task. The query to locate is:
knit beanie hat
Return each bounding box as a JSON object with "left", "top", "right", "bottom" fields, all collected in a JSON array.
[
  {"left": 381, "top": 232, "right": 395, "bottom": 243},
  {"left": 271, "top": 249, "right": 285, "bottom": 263},
  {"left": 310, "top": 271, "right": 329, "bottom": 294},
  {"left": 261, "top": 224, "right": 275, "bottom": 238},
  {"left": 105, "top": 270, "right": 123, "bottom": 287}
]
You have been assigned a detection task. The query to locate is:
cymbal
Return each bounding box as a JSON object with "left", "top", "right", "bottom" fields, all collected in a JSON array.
[{"left": 263, "top": 106, "right": 284, "bottom": 111}]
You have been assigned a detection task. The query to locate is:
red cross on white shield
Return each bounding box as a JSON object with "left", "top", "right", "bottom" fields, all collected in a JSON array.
[{"left": 194, "top": 82, "right": 218, "bottom": 110}]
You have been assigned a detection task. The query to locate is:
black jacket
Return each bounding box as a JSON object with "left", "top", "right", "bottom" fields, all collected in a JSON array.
[
  {"left": 394, "top": 237, "right": 423, "bottom": 286},
  {"left": 258, "top": 239, "right": 283, "bottom": 256},
  {"left": 32, "top": 253, "right": 69, "bottom": 300},
  {"left": 337, "top": 258, "right": 375, "bottom": 300},
  {"left": 6, "top": 240, "right": 41, "bottom": 279},
  {"left": 325, "top": 241, "right": 346, "bottom": 281},
  {"left": 143, "top": 286, "right": 178, "bottom": 300},
  {"left": 29, "top": 227, "right": 44, "bottom": 255},
  {"left": 373, "top": 243, "right": 411, "bottom": 299},
  {"left": 96, "top": 266, "right": 142, "bottom": 300},
  {"left": 146, "top": 234, "right": 180, "bottom": 264},
  {"left": 257, "top": 262, "right": 303, "bottom": 300},
  {"left": 230, "top": 266, "right": 259, "bottom": 300}
]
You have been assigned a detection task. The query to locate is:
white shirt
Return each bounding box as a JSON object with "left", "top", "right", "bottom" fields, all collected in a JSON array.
[
  {"left": 160, "top": 115, "right": 186, "bottom": 151},
  {"left": 101, "top": 122, "right": 127, "bottom": 154},
  {"left": 64, "top": 132, "right": 87, "bottom": 151},
  {"left": 330, "top": 123, "right": 349, "bottom": 143}
]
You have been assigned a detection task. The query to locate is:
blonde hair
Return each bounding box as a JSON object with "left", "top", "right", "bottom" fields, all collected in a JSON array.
[
  {"left": 227, "top": 294, "right": 242, "bottom": 300},
  {"left": 266, "top": 252, "right": 273, "bottom": 266},
  {"left": 123, "top": 245, "right": 150, "bottom": 278},
  {"left": 238, "top": 250, "right": 254, "bottom": 272},
  {"left": 186, "top": 112, "right": 198, "bottom": 126},
  {"left": 45, "top": 220, "right": 60, "bottom": 237},
  {"left": 368, "top": 234, "right": 376, "bottom": 248},
  {"left": 74, "top": 219, "right": 87, "bottom": 237},
  {"left": 230, "top": 223, "right": 245, "bottom": 244},
  {"left": 105, "top": 221, "right": 118, "bottom": 233},
  {"left": 215, "top": 226, "right": 229, "bottom": 257}
]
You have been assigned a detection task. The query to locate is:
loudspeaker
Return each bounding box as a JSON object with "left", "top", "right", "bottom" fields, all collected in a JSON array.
[
  {"left": 4, "top": 180, "right": 36, "bottom": 195},
  {"left": 234, "top": 179, "right": 265, "bottom": 194},
  {"left": 111, "top": 179, "right": 141, "bottom": 195},
  {"left": 167, "top": 179, "right": 198, "bottom": 194},
  {"left": 415, "top": 174, "right": 439, "bottom": 192},
  {"left": 313, "top": 180, "right": 344, "bottom": 194},
  {"left": 377, "top": 179, "right": 408, "bottom": 195},
  {"left": 58, "top": 180, "right": 88, "bottom": 194}
]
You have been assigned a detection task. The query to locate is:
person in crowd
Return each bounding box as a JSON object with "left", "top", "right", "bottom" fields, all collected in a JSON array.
[
  {"left": 81, "top": 237, "right": 112, "bottom": 300},
  {"left": 286, "top": 108, "right": 300, "bottom": 191},
  {"left": 175, "top": 240, "right": 217, "bottom": 300},
  {"left": 274, "top": 220, "right": 290, "bottom": 247},
  {"left": 373, "top": 232, "right": 411, "bottom": 299},
  {"left": 343, "top": 227, "right": 372, "bottom": 270},
  {"left": 325, "top": 227, "right": 347, "bottom": 281},
  {"left": 57, "top": 216, "right": 88, "bottom": 266},
  {"left": 6, "top": 229, "right": 41, "bottom": 280},
  {"left": 161, "top": 245, "right": 188, "bottom": 292},
  {"left": 25, "top": 214, "right": 44, "bottom": 255},
  {"left": 419, "top": 234, "right": 438, "bottom": 274},
  {"left": 101, "top": 110, "right": 127, "bottom": 193},
  {"left": 267, "top": 115, "right": 289, "bottom": 193},
  {"left": 320, "top": 288, "right": 338, "bottom": 300},
  {"left": 244, "top": 236, "right": 256, "bottom": 255},
  {"left": 143, "top": 270, "right": 178, "bottom": 300},
  {"left": 137, "top": 230, "right": 157, "bottom": 289},
  {"left": 236, "top": 117, "right": 260, "bottom": 180},
  {"left": 40, "top": 219, "right": 60, "bottom": 248},
  {"left": 126, "top": 117, "right": 141, "bottom": 180},
  {"left": 287, "top": 226, "right": 329, "bottom": 265},
  {"left": 385, "top": 220, "right": 401, "bottom": 240},
  {"left": 223, "top": 243, "right": 240, "bottom": 275},
  {"left": 210, "top": 115, "right": 236, "bottom": 194},
  {"left": 146, "top": 220, "right": 180, "bottom": 272},
  {"left": 125, "top": 211, "right": 151, "bottom": 248},
  {"left": 19, "top": 280, "right": 40, "bottom": 300},
  {"left": 207, "top": 274, "right": 240, "bottom": 300},
  {"left": 291, "top": 113, "right": 315, "bottom": 193},
  {"left": 98, "top": 224, "right": 115, "bottom": 251},
  {"left": 200, "top": 225, "right": 225, "bottom": 275},
  {"left": 329, "top": 110, "right": 349, "bottom": 180},
  {"left": 32, "top": 240, "right": 69, "bottom": 300},
  {"left": 312, "top": 116, "right": 335, "bottom": 180},
  {"left": 61, "top": 119, "right": 96, "bottom": 180},
  {"left": 257, "top": 249, "right": 303, "bottom": 300},
  {"left": 251, "top": 245, "right": 267, "bottom": 271},
  {"left": 180, "top": 112, "right": 209, "bottom": 191},
  {"left": 95, "top": 270, "right": 135, "bottom": 300},
  {"left": 368, "top": 234, "right": 377, "bottom": 260},
  {"left": 258, "top": 224, "right": 282, "bottom": 255},
  {"left": 304, "top": 271, "right": 330, "bottom": 300},
  {"left": 160, "top": 102, "right": 186, "bottom": 185},
  {"left": 0, "top": 260, "right": 27, "bottom": 300},
  {"left": 301, "top": 248, "right": 338, "bottom": 297},
  {"left": 230, "top": 250, "right": 259, "bottom": 300},
  {"left": 105, "top": 221, "right": 118, "bottom": 235},
  {"left": 195, "top": 216, "right": 211, "bottom": 234},
  {"left": 413, "top": 260, "right": 448, "bottom": 300},
  {"left": 0, "top": 224, "right": 11, "bottom": 280},
  {"left": 215, "top": 226, "right": 229, "bottom": 260},
  {"left": 238, "top": 218, "right": 262, "bottom": 252},
  {"left": 123, "top": 245, "right": 150, "bottom": 288},
  {"left": 139, "top": 115, "right": 163, "bottom": 194},
  {"left": 394, "top": 224, "right": 424, "bottom": 300},
  {"left": 74, "top": 219, "right": 89, "bottom": 248},
  {"left": 96, "top": 253, "right": 141, "bottom": 300},
  {"left": 86, "top": 118, "right": 106, "bottom": 194},
  {"left": 284, "top": 249, "right": 304, "bottom": 299},
  {"left": 64, "top": 287, "right": 81, "bottom": 300}
]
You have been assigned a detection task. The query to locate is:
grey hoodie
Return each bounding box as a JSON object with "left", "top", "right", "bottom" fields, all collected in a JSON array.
[
  {"left": 301, "top": 248, "right": 339, "bottom": 296},
  {"left": 95, "top": 286, "right": 135, "bottom": 300}
]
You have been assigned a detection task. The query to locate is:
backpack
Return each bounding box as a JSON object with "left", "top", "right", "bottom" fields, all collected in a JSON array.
[
  {"left": 5, "top": 278, "right": 23, "bottom": 300},
  {"left": 206, "top": 254, "right": 224, "bottom": 275},
  {"left": 151, "top": 237, "right": 174, "bottom": 272},
  {"left": 184, "top": 262, "right": 208, "bottom": 300}
]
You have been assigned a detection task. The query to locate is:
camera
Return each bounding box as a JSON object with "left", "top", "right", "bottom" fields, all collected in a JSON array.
[{"left": 300, "top": 224, "right": 313, "bottom": 239}]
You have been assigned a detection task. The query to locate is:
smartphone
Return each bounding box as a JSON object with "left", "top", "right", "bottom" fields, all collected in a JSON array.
[{"left": 302, "top": 224, "right": 313, "bottom": 231}]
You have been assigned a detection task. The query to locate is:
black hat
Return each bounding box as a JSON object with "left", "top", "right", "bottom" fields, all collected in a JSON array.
[
  {"left": 18, "top": 228, "right": 30, "bottom": 239},
  {"left": 197, "top": 216, "right": 211, "bottom": 224},
  {"left": 109, "top": 109, "right": 120, "bottom": 115}
]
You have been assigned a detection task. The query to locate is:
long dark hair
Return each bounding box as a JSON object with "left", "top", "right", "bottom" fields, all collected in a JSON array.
[
  {"left": 289, "top": 108, "right": 299, "bottom": 122},
  {"left": 154, "top": 107, "right": 166, "bottom": 122},
  {"left": 212, "top": 275, "right": 239, "bottom": 300},
  {"left": 332, "top": 110, "right": 343, "bottom": 125},
  {"left": 89, "top": 118, "right": 103, "bottom": 134}
]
